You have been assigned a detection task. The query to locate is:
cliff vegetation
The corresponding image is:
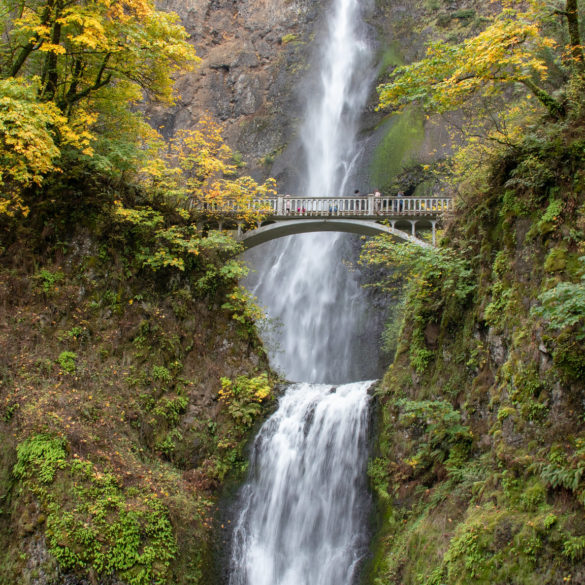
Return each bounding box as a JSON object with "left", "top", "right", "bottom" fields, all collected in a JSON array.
[
  {"left": 363, "top": 1, "right": 585, "bottom": 583},
  {"left": 0, "top": 1, "right": 277, "bottom": 583}
]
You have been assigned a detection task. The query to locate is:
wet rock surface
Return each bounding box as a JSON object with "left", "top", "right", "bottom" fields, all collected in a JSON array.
[{"left": 150, "top": 0, "right": 320, "bottom": 186}]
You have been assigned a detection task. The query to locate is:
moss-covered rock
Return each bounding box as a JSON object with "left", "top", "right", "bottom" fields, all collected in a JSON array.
[{"left": 365, "top": 90, "right": 585, "bottom": 585}]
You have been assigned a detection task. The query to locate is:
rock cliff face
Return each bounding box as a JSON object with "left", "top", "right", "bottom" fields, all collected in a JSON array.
[
  {"left": 151, "top": 0, "right": 320, "bottom": 187},
  {"left": 152, "top": 0, "right": 497, "bottom": 195}
]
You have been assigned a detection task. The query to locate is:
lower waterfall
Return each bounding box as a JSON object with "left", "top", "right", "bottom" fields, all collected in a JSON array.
[{"left": 229, "top": 382, "right": 373, "bottom": 585}]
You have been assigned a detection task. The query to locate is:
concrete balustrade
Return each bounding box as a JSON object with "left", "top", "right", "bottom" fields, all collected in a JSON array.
[{"left": 189, "top": 195, "right": 451, "bottom": 218}]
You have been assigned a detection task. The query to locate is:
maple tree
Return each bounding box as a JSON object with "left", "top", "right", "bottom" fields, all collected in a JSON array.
[
  {"left": 0, "top": 0, "right": 197, "bottom": 211},
  {"left": 2, "top": 0, "right": 196, "bottom": 107},
  {"left": 169, "top": 116, "right": 277, "bottom": 225},
  {"left": 107, "top": 117, "right": 275, "bottom": 274},
  {"left": 377, "top": 1, "right": 584, "bottom": 119},
  {"left": 0, "top": 78, "right": 63, "bottom": 214}
]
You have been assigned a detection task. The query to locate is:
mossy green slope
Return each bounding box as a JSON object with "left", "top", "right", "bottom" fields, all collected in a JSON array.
[
  {"left": 370, "top": 109, "right": 425, "bottom": 193},
  {"left": 366, "top": 108, "right": 585, "bottom": 584},
  {"left": 0, "top": 171, "right": 276, "bottom": 585}
]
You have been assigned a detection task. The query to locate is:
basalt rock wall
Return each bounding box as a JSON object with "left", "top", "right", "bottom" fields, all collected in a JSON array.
[{"left": 150, "top": 0, "right": 319, "bottom": 188}]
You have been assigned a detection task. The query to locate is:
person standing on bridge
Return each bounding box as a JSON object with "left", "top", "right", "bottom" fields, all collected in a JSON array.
[
  {"left": 355, "top": 189, "right": 366, "bottom": 213},
  {"left": 397, "top": 190, "right": 404, "bottom": 212},
  {"left": 374, "top": 189, "right": 381, "bottom": 214},
  {"left": 285, "top": 194, "right": 291, "bottom": 215}
]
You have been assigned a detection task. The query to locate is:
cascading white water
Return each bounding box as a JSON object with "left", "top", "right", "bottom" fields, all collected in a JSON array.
[
  {"left": 229, "top": 382, "right": 372, "bottom": 585},
  {"left": 301, "top": 0, "right": 371, "bottom": 196},
  {"left": 245, "top": 0, "right": 374, "bottom": 384},
  {"left": 229, "top": 1, "right": 375, "bottom": 583}
]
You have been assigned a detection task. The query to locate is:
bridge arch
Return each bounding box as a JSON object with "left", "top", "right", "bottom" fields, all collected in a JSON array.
[{"left": 238, "top": 219, "right": 434, "bottom": 249}]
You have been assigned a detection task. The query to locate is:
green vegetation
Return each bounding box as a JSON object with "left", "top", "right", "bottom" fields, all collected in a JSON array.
[
  {"left": 364, "top": 1, "right": 585, "bottom": 583},
  {"left": 14, "top": 435, "right": 177, "bottom": 585},
  {"left": 219, "top": 374, "right": 273, "bottom": 428},
  {"left": 533, "top": 257, "right": 585, "bottom": 336},
  {"left": 57, "top": 351, "right": 77, "bottom": 374},
  {"left": 281, "top": 33, "right": 300, "bottom": 44},
  {"left": 378, "top": 42, "right": 404, "bottom": 74}
]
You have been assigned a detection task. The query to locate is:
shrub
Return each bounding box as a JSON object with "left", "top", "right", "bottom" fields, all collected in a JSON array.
[
  {"left": 218, "top": 374, "right": 272, "bottom": 428},
  {"left": 57, "top": 351, "right": 77, "bottom": 374},
  {"left": 13, "top": 435, "right": 177, "bottom": 585},
  {"left": 35, "top": 269, "right": 65, "bottom": 294},
  {"left": 532, "top": 257, "right": 585, "bottom": 336},
  {"left": 13, "top": 434, "right": 67, "bottom": 484}
]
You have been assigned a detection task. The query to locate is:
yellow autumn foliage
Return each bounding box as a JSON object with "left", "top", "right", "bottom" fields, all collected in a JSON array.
[
  {"left": 378, "top": 8, "right": 562, "bottom": 117},
  {"left": 0, "top": 0, "right": 198, "bottom": 214}
]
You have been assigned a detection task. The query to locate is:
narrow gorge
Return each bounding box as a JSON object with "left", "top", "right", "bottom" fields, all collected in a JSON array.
[{"left": 1, "top": 1, "right": 585, "bottom": 585}]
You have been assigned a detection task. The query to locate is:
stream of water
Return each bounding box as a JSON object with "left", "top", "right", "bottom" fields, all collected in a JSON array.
[
  {"left": 229, "top": 0, "right": 375, "bottom": 583},
  {"left": 229, "top": 382, "right": 372, "bottom": 585}
]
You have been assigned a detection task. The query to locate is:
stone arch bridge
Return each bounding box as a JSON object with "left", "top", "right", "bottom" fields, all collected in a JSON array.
[{"left": 190, "top": 194, "right": 452, "bottom": 249}]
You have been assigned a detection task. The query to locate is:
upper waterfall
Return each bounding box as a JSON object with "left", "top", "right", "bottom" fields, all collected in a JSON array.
[
  {"left": 244, "top": 0, "right": 375, "bottom": 384},
  {"left": 301, "top": 0, "right": 372, "bottom": 197}
]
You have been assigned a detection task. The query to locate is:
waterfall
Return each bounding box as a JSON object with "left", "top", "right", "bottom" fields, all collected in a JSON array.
[
  {"left": 244, "top": 0, "right": 374, "bottom": 384},
  {"left": 229, "top": 382, "right": 372, "bottom": 585},
  {"left": 229, "top": 0, "right": 375, "bottom": 583}
]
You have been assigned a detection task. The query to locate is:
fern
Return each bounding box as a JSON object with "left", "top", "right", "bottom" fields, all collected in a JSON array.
[
  {"left": 535, "top": 461, "right": 585, "bottom": 492},
  {"left": 563, "top": 536, "right": 585, "bottom": 561}
]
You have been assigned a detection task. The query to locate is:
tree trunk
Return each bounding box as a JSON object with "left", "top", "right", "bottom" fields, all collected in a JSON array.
[
  {"left": 520, "top": 78, "right": 566, "bottom": 118},
  {"left": 566, "top": 0, "right": 585, "bottom": 73},
  {"left": 9, "top": 0, "right": 56, "bottom": 77},
  {"left": 41, "top": 0, "right": 63, "bottom": 102}
]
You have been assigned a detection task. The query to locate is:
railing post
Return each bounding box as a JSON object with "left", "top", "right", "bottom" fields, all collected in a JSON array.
[
  {"left": 367, "top": 194, "right": 374, "bottom": 216},
  {"left": 277, "top": 195, "right": 283, "bottom": 216}
]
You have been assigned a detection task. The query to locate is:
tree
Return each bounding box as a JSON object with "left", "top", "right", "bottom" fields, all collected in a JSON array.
[
  {"left": 0, "top": 0, "right": 197, "bottom": 213},
  {"left": 1, "top": 0, "right": 197, "bottom": 110},
  {"left": 0, "top": 78, "right": 62, "bottom": 214},
  {"left": 553, "top": 0, "right": 585, "bottom": 73},
  {"left": 166, "top": 116, "right": 277, "bottom": 226},
  {"left": 377, "top": 4, "right": 580, "bottom": 119}
]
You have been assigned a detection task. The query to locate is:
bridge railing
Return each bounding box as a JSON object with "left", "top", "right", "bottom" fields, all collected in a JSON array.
[
  {"left": 189, "top": 195, "right": 452, "bottom": 217},
  {"left": 187, "top": 198, "right": 275, "bottom": 214},
  {"left": 281, "top": 196, "right": 451, "bottom": 216}
]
